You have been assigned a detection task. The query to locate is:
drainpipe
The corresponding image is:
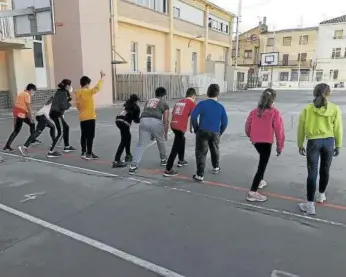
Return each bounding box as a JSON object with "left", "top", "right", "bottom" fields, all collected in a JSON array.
[{"left": 109, "top": 0, "right": 117, "bottom": 103}]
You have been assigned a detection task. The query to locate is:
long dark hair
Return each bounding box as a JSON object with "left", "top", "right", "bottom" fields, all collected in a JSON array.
[
  {"left": 313, "top": 83, "right": 330, "bottom": 108},
  {"left": 257, "top": 88, "right": 276, "bottom": 117},
  {"left": 124, "top": 94, "right": 139, "bottom": 111},
  {"left": 57, "top": 79, "right": 72, "bottom": 90}
]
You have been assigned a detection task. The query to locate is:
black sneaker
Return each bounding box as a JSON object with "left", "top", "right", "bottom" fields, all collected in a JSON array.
[
  {"left": 160, "top": 159, "right": 167, "bottom": 166},
  {"left": 32, "top": 139, "right": 42, "bottom": 145},
  {"left": 125, "top": 154, "right": 133, "bottom": 163},
  {"left": 212, "top": 167, "right": 221, "bottom": 174},
  {"left": 112, "top": 161, "right": 127, "bottom": 168},
  {"left": 47, "top": 151, "right": 62, "bottom": 158},
  {"left": 193, "top": 174, "right": 204, "bottom": 182},
  {"left": 3, "top": 146, "right": 15, "bottom": 152},
  {"left": 86, "top": 153, "right": 99, "bottom": 160},
  {"left": 163, "top": 170, "right": 178, "bottom": 177},
  {"left": 177, "top": 160, "right": 188, "bottom": 167},
  {"left": 18, "top": 146, "right": 28, "bottom": 157},
  {"left": 129, "top": 166, "right": 139, "bottom": 175},
  {"left": 81, "top": 152, "right": 87, "bottom": 159},
  {"left": 64, "top": 146, "right": 76, "bottom": 153}
]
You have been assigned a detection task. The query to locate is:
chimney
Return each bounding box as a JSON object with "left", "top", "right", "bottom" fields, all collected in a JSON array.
[{"left": 263, "top": 16, "right": 267, "bottom": 25}]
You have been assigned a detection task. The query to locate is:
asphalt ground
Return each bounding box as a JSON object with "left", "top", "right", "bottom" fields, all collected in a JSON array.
[{"left": 0, "top": 89, "right": 346, "bottom": 277}]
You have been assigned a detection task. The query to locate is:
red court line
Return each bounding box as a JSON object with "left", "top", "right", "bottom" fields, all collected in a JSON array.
[{"left": 3, "top": 144, "right": 346, "bottom": 212}]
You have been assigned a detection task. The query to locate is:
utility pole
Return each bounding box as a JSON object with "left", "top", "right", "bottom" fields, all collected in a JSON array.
[
  {"left": 233, "top": 0, "right": 242, "bottom": 91},
  {"left": 109, "top": 0, "right": 117, "bottom": 103}
]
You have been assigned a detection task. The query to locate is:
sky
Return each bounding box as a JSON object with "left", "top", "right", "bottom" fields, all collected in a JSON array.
[{"left": 211, "top": 0, "right": 346, "bottom": 33}]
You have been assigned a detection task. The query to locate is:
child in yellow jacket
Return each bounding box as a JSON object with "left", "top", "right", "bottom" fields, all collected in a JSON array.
[{"left": 75, "top": 70, "right": 105, "bottom": 160}]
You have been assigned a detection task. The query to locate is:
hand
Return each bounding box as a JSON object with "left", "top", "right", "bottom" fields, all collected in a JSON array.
[
  {"left": 334, "top": 148, "right": 340, "bottom": 157},
  {"left": 299, "top": 147, "right": 306, "bottom": 156},
  {"left": 100, "top": 70, "right": 106, "bottom": 78},
  {"left": 276, "top": 151, "right": 281, "bottom": 156}
]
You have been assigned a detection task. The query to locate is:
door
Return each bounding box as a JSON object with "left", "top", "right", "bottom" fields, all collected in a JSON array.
[
  {"left": 191, "top": 52, "right": 197, "bottom": 74},
  {"left": 33, "top": 35, "right": 47, "bottom": 88}
]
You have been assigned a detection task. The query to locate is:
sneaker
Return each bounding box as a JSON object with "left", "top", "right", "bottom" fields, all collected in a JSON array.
[
  {"left": 86, "top": 153, "right": 99, "bottom": 160},
  {"left": 193, "top": 174, "right": 204, "bottom": 182},
  {"left": 18, "top": 146, "right": 28, "bottom": 157},
  {"left": 64, "top": 146, "right": 76, "bottom": 153},
  {"left": 3, "top": 146, "right": 15, "bottom": 152},
  {"left": 32, "top": 139, "right": 42, "bottom": 145},
  {"left": 212, "top": 167, "right": 221, "bottom": 174},
  {"left": 163, "top": 170, "right": 178, "bottom": 177},
  {"left": 129, "top": 166, "right": 139, "bottom": 175},
  {"left": 298, "top": 202, "right": 316, "bottom": 215},
  {"left": 125, "top": 154, "right": 133, "bottom": 163},
  {"left": 258, "top": 180, "right": 268, "bottom": 189},
  {"left": 112, "top": 161, "right": 127, "bottom": 168},
  {"left": 160, "top": 159, "right": 167, "bottom": 166},
  {"left": 246, "top": 191, "right": 268, "bottom": 202},
  {"left": 47, "top": 151, "right": 62, "bottom": 158},
  {"left": 177, "top": 160, "right": 188, "bottom": 167},
  {"left": 80, "top": 152, "right": 87, "bottom": 159},
  {"left": 316, "top": 193, "right": 327, "bottom": 204}
]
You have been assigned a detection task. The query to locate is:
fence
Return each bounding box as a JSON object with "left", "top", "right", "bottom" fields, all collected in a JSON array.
[{"left": 116, "top": 73, "right": 216, "bottom": 101}]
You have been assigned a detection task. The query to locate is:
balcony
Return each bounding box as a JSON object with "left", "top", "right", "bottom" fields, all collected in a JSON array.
[{"left": 280, "top": 59, "right": 312, "bottom": 67}]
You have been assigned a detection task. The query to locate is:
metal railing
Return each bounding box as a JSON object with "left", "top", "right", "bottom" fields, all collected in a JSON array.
[
  {"left": 280, "top": 59, "right": 312, "bottom": 67},
  {"left": 0, "top": 2, "right": 15, "bottom": 40}
]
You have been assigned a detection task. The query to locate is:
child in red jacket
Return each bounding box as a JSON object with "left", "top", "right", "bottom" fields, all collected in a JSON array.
[{"left": 245, "top": 88, "right": 285, "bottom": 202}]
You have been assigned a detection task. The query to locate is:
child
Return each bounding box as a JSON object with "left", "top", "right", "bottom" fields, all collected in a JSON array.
[
  {"left": 18, "top": 97, "right": 56, "bottom": 157},
  {"left": 75, "top": 70, "right": 105, "bottom": 160},
  {"left": 3, "top": 83, "right": 38, "bottom": 152},
  {"left": 297, "top": 83, "right": 343, "bottom": 215},
  {"left": 245, "top": 88, "right": 285, "bottom": 202},
  {"left": 164, "top": 88, "right": 197, "bottom": 177},
  {"left": 129, "top": 87, "right": 169, "bottom": 175},
  {"left": 191, "top": 84, "right": 228, "bottom": 182},
  {"left": 49, "top": 79, "right": 75, "bottom": 157},
  {"left": 112, "top": 94, "right": 141, "bottom": 168}
]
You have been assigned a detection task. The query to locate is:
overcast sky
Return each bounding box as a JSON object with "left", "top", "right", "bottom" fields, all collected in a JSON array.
[{"left": 212, "top": 0, "right": 346, "bottom": 33}]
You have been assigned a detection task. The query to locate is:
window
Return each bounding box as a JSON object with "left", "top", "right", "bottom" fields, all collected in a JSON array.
[
  {"left": 300, "top": 69, "right": 310, "bottom": 81},
  {"left": 332, "top": 48, "right": 341, "bottom": 58},
  {"left": 267, "top": 38, "right": 274, "bottom": 46},
  {"left": 131, "top": 0, "right": 167, "bottom": 13},
  {"left": 173, "top": 7, "right": 180, "bottom": 18},
  {"left": 279, "top": 72, "right": 289, "bottom": 81},
  {"left": 298, "top": 52, "right": 307, "bottom": 62},
  {"left": 330, "top": 69, "right": 339, "bottom": 80},
  {"left": 315, "top": 70, "right": 323, "bottom": 81},
  {"left": 282, "top": 54, "right": 289, "bottom": 66},
  {"left": 237, "top": 72, "right": 245, "bottom": 82},
  {"left": 244, "top": 50, "right": 252, "bottom": 59},
  {"left": 283, "top": 36, "right": 292, "bottom": 46},
  {"left": 334, "top": 30, "right": 343, "bottom": 39},
  {"left": 130, "top": 42, "right": 138, "bottom": 72},
  {"left": 299, "top": 35, "right": 308, "bottom": 44},
  {"left": 33, "top": 36, "right": 44, "bottom": 68},
  {"left": 291, "top": 70, "right": 298, "bottom": 81},
  {"left": 208, "top": 16, "right": 229, "bottom": 34},
  {"left": 146, "top": 45, "right": 155, "bottom": 72},
  {"left": 262, "top": 73, "right": 268, "bottom": 81}
]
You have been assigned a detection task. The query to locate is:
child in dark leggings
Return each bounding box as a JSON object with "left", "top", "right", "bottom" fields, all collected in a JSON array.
[
  {"left": 112, "top": 94, "right": 140, "bottom": 168},
  {"left": 245, "top": 89, "right": 285, "bottom": 202},
  {"left": 297, "top": 83, "right": 343, "bottom": 215}
]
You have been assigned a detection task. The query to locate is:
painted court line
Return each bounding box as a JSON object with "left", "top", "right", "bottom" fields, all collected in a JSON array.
[{"left": 0, "top": 203, "right": 184, "bottom": 277}]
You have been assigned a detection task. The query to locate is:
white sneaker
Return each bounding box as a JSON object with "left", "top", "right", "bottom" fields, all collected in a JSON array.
[
  {"left": 316, "top": 193, "right": 327, "bottom": 203},
  {"left": 246, "top": 191, "right": 267, "bottom": 202},
  {"left": 258, "top": 180, "right": 268, "bottom": 189},
  {"left": 298, "top": 202, "right": 316, "bottom": 215}
]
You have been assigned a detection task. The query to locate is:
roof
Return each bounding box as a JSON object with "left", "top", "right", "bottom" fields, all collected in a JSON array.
[
  {"left": 320, "top": 15, "right": 346, "bottom": 25},
  {"left": 263, "top": 26, "right": 318, "bottom": 34},
  {"left": 204, "top": 0, "right": 236, "bottom": 17}
]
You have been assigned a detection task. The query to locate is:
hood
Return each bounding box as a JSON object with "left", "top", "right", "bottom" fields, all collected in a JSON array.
[
  {"left": 312, "top": 103, "right": 335, "bottom": 117},
  {"left": 256, "top": 107, "right": 277, "bottom": 117}
]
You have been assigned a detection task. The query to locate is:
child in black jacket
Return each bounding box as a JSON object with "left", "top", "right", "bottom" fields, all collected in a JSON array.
[{"left": 112, "top": 94, "right": 140, "bottom": 168}]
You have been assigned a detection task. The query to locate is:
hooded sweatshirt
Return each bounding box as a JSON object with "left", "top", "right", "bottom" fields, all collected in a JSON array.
[
  {"left": 245, "top": 107, "right": 285, "bottom": 152},
  {"left": 297, "top": 102, "right": 343, "bottom": 148}
]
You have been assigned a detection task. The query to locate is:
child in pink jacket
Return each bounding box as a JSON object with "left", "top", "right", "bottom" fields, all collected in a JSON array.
[{"left": 245, "top": 88, "right": 285, "bottom": 202}]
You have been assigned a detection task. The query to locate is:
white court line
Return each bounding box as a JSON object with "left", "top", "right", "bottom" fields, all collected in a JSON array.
[{"left": 0, "top": 203, "right": 184, "bottom": 277}]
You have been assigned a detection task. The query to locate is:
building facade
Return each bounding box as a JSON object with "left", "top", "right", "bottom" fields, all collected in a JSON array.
[
  {"left": 259, "top": 27, "right": 318, "bottom": 88},
  {"left": 315, "top": 15, "right": 346, "bottom": 87}
]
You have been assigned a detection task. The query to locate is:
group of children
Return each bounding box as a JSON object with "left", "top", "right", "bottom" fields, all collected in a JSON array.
[{"left": 2, "top": 77, "right": 343, "bottom": 216}]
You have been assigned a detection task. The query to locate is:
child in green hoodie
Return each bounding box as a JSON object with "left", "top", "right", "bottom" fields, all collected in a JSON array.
[{"left": 297, "top": 83, "right": 343, "bottom": 215}]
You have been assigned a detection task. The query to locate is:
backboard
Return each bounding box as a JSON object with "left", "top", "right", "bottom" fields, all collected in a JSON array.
[
  {"left": 261, "top": 52, "right": 279, "bottom": 66},
  {"left": 12, "top": 0, "right": 55, "bottom": 37}
]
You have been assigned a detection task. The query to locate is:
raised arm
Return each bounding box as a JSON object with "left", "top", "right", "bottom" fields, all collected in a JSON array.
[{"left": 91, "top": 70, "right": 105, "bottom": 95}]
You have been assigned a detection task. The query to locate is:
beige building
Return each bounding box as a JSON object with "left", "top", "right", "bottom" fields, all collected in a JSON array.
[{"left": 259, "top": 27, "right": 318, "bottom": 88}]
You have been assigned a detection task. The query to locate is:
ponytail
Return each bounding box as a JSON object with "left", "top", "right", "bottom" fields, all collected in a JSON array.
[
  {"left": 57, "top": 79, "right": 72, "bottom": 90},
  {"left": 313, "top": 83, "right": 330, "bottom": 108},
  {"left": 257, "top": 88, "right": 276, "bottom": 117}
]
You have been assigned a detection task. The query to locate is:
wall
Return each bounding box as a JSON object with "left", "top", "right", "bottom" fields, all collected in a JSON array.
[
  {"left": 116, "top": 23, "right": 167, "bottom": 73},
  {"left": 173, "top": 0, "right": 204, "bottom": 26},
  {"left": 0, "top": 51, "right": 8, "bottom": 90},
  {"left": 174, "top": 35, "right": 202, "bottom": 74},
  {"left": 207, "top": 43, "right": 225, "bottom": 61}
]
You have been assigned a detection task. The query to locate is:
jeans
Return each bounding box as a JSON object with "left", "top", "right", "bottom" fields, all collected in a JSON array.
[
  {"left": 80, "top": 119, "right": 96, "bottom": 155},
  {"left": 131, "top": 117, "right": 167, "bottom": 167},
  {"left": 306, "top": 138, "right": 334, "bottom": 202},
  {"left": 166, "top": 129, "right": 185, "bottom": 171},
  {"left": 5, "top": 117, "right": 35, "bottom": 148},
  {"left": 251, "top": 143, "right": 272, "bottom": 192},
  {"left": 49, "top": 111, "right": 70, "bottom": 152},
  {"left": 24, "top": 115, "right": 55, "bottom": 148},
  {"left": 114, "top": 121, "right": 131, "bottom": 162},
  {"left": 195, "top": 130, "right": 220, "bottom": 177}
]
